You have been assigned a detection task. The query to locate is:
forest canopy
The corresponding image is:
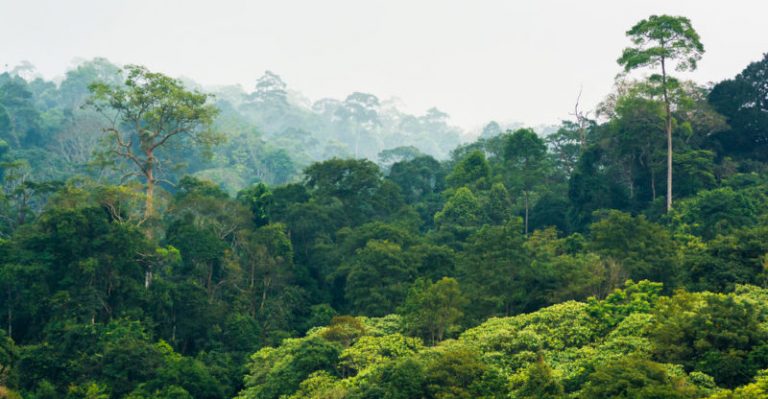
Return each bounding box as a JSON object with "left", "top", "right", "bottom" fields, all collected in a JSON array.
[{"left": 1, "top": 13, "right": 768, "bottom": 399}]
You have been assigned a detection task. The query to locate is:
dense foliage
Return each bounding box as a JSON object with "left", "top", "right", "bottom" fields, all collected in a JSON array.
[
  {"left": 1, "top": 14, "right": 768, "bottom": 399},
  {"left": 235, "top": 282, "right": 768, "bottom": 398}
]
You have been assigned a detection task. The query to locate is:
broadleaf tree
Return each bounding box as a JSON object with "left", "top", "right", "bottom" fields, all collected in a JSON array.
[
  {"left": 87, "top": 65, "right": 222, "bottom": 221},
  {"left": 618, "top": 15, "right": 704, "bottom": 211}
]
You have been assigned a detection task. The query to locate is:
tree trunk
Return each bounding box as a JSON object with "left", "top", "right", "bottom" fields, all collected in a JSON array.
[
  {"left": 207, "top": 264, "right": 214, "bottom": 302},
  {"left": 145, "top": 161, "right": 155, "bottom": 220},
  {"left": 524, "top": 191, "right": 529, "bottom": 235},
  {"left": 144, "top": 265, "right": 152, "bottom": 289},
  {"left": 16, "top": 191, "right": 27, "bottom": 226},
  {"left": 250, "top": 263, "right": 256, "bottom": 289},
  {"left": 259, "top": 276, "right": 271, "bottom": 313},
  {"left": 661, "top": 57, "right": 673, "bottom": 212},
  {"left": 143, "top": 152, "right": 156, "bottom": 247}
]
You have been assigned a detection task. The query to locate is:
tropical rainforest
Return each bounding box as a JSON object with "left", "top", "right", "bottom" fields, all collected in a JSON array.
[{"left": 1, "top": 14, "right": 768, "bottom": 399}]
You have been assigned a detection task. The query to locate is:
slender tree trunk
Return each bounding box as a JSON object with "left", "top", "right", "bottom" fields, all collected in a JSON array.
[
  {"left": 523, "top": 191, "right": 529, "bottom": 235},
  {"left": 144, "top": 264, "right": 152, "bottom": 289},
  {"left": 145, "top": 158, "right": 155, "bottom": 220},
  {"left": 16, "top": 191, "right": 27, "bottom": 226},
  {"left": 143, "top": 152, "right": 156, "bottom": 258},
  {"left": 661, "top": 57, "right": 673, "bottom": 212},
  {"left": 207, "top": 264, "right": 214, "bottom": 302},
  {"left": 575, "top": 88, "right": 587, "bottom": 150},
  {"left": 250, "top": 263, "right": 256, "bottom": 289},
  {"left": 259, "top": 277, "right": 271, "bottom": 313}
]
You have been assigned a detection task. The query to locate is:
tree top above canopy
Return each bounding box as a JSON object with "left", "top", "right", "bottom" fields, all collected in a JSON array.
[{"left": 618, "top": 15, "right": 704, "bottom": 73}]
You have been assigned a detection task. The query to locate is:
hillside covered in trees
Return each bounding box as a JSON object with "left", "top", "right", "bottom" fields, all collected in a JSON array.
[
  {"left": 1, "top": 14, "right": 768, "bottom": 399},
  {"left": 0, "top": 58, "right": 466, "bottom": 196}
]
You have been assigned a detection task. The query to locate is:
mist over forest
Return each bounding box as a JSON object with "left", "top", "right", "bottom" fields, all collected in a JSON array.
[
  {"left": 3, "top": 59, "right": 490, "bottom": 194},
  {"left": 2, "top": 9, "right": 768, "bottom": 399}
]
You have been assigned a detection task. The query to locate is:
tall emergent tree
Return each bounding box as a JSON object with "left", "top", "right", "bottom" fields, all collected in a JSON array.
[
  {"left": 618, "top": 15, "right": 704, "bottom": 211},
  {"left": 88, "top": 65, "right": 221, "bottom": 220},
  {"left": 503, "top": 128, "right": 549, "bottom": 234}
]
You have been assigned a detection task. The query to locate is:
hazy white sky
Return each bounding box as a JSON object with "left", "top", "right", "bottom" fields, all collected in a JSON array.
[{"left": 1, "top": 0, "right": 767, "bottom": 129}]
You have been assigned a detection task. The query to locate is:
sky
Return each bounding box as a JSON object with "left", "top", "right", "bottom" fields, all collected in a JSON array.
[{"left": 1, "top": 0, "right": 767, "bottom": 130}]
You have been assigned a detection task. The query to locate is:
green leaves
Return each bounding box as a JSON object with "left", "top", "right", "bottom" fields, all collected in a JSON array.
[
  {"left": 588, "top": 211, "right": 679, "bottom": 287},
  {"left": 709, "top": 53, "right": 768, "bottom": 162},
  {"left": 345, "top": 240, "right": 415, "bottom": 316},
  {"left": 398, "top": 277, "right": 466, "bottom": 345},
  {"left": 233, "top": 283, "right": 768, "bottom": 398},
  {"left": 619, "top": 15, "right": 704, "bottom": 73},
  {"left": 618, "top": 15, "right": 706, "bottom": 212},
  {"left": 86, "top": 65, "right": 223, "bottom": 219},
  {"left": 4, "top": 18, "right": 768, "bottom": 399},
  {"left": 91, "top": 65, "right": 219, "bottom": 142},
  {"left": 238, "top": 336, "right": 341, "bottom": 399},
  {"left": 581, "top": 356, "right": 700, "bottom": 398},
  {"left": 434, "top": 187, "right": 482, "bottom": 234},
  {"left": 446, "top": 150, "right": 491, "bottom": 190},
  {"left": 650, "top": 291, "right": 768, "bottom": 387}
]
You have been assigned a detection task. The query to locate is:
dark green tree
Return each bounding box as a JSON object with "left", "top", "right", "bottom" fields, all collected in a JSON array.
[
  {"left": 651, "top": 291, "right": 768, "bottom": 387},
  {"left": 459, "top": 219, "right": 531, "bottom": 319},
  {"left": 344, "top": 240, "right": 415, "bottom": 316},
  {"left": 398, "top": 277, "right": 466, "bottom": 345},
  {"left": 581, "top": 357, "right": 700, "bottom": 398},
  {"left": 446, "top": 150, "right": 491, "bottom": 190},
  {"left": 503, "top": 128, "right": 550, "bottom": 234},
  {"left": 709, "top": 53, "right": 768, "bottom": 162},
  {"left": 589, "top": 210, "right": 679, "bottom": 288}
]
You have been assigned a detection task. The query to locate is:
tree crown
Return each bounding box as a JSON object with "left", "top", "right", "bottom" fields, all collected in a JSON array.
[{"left": 618, "top": 15, "right": 704, "bottom": 73}]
